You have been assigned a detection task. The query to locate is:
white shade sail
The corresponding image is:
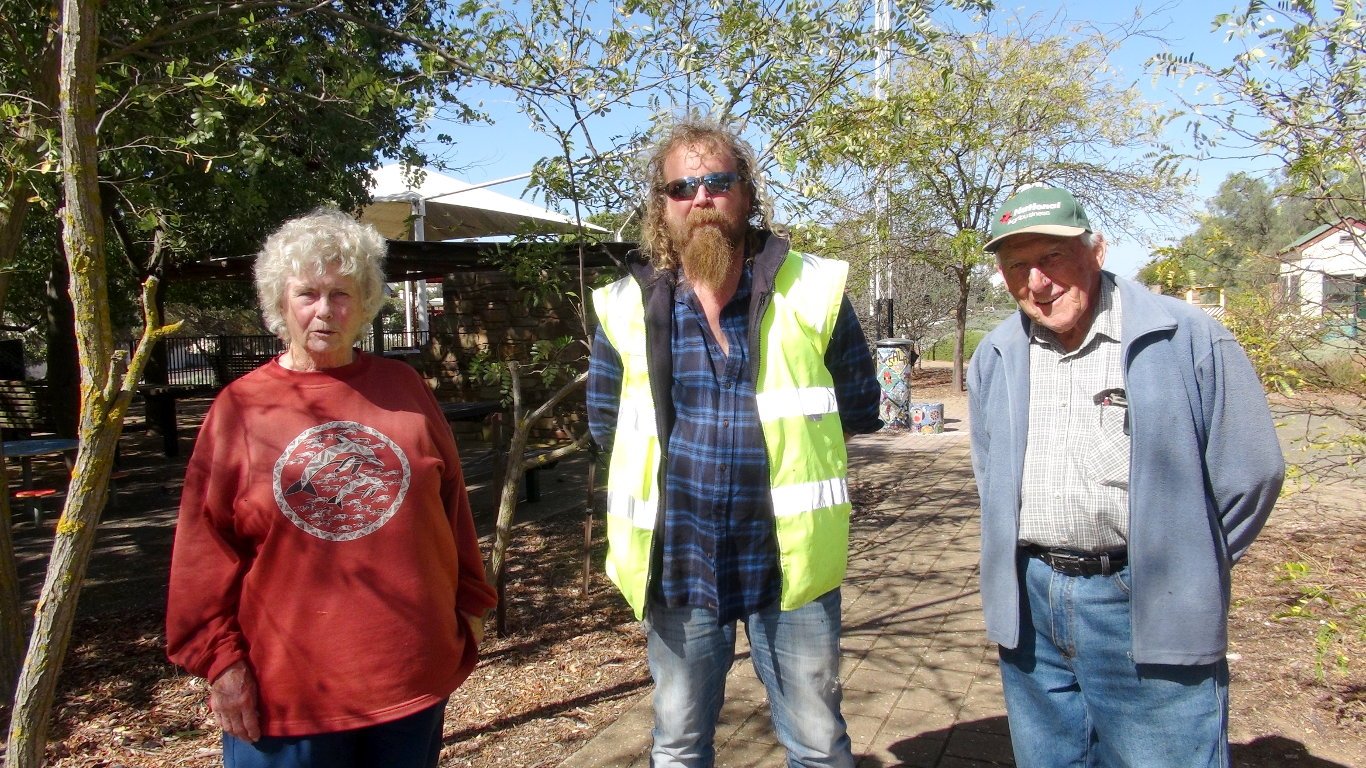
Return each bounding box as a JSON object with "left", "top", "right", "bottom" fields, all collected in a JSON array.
[{"left": 360, "top": 163, "right": 605, "bottom": 241}]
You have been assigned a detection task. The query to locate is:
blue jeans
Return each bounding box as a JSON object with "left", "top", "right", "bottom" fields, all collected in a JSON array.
[
  {"left": 222, "top": 699, "right": 446, "bottom": 768},
  {"left": 999, "top": 553, "right": 1229, "bottom": 768},
  {"left": 644, "top": 589, "right": 853, "bottom": 768}
]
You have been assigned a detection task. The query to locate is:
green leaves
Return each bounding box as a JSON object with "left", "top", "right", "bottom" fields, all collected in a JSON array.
[
  {"left": 1158, "top": 1, "right": 1364, "bottom": 225},
  {"left": 1271, "top": 558, "right": 1364, "bottom": 682},
  {"left": 2, "top": 0, "right": 509, "bottom": 301}
]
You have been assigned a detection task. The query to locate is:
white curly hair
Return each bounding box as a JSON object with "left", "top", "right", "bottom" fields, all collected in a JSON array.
[{"left": 254, "top": 207, "right": 387, "bottom": 341}]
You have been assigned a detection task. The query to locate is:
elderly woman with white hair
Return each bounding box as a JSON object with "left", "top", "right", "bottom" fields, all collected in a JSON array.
[{"left": 166, "top": 208, "right": 496, "bottom": 767}]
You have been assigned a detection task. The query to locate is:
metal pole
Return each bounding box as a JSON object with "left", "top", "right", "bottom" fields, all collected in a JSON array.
[{"left": 871, "top": 0, "right": 891, "bottom": 322}]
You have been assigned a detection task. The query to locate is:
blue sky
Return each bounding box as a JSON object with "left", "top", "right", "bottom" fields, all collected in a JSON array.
[{"left": 421, "top": 1, "right": 1283, "bottom": 278}]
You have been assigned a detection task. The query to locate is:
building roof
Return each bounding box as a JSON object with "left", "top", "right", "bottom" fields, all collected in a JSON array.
[
  {"left": 361, "top": 164, "right": 608, "bottom": 240},
  {"left": 1279, "top": 218, "right": 1365, "bottom": 255}
]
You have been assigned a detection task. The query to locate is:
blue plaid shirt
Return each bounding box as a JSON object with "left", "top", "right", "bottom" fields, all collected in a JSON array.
[{"left": 588, "top": 262, "right": 881, "bottom": 624}]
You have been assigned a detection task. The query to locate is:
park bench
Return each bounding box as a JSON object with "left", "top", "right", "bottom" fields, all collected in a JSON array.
[{"left": 0, "top": 379, "right": 56, "bottom": 439}]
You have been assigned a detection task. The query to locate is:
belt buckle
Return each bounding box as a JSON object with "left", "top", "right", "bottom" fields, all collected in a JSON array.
[
  {"left": 1040, "top": 550, "right": 1109, "bottom": 576},
  {"left": 1044, "top": 551, "right": 1082, "bottom": 575}
]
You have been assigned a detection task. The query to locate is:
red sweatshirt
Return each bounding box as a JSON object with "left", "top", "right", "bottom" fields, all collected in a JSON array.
[{"left": 166, "top": 352, "right": 497, "bottom": 736}]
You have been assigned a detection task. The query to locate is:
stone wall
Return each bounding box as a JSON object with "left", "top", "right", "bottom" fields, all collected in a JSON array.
[{"left": 408, "top": 270, "right": 600, "bottom": 445}]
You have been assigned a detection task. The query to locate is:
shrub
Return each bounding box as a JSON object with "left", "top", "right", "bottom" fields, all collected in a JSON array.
[{"left": 924, "top": 329, "right": 985, "bottom": 362}]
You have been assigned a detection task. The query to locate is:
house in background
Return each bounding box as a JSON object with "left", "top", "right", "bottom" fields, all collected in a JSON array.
[
  {"left": 1183, "top": 285, "right": 1226, "bottom": 323},
  {"left": 1279, "top": 218, "right": 1366, "bottom": 338}
]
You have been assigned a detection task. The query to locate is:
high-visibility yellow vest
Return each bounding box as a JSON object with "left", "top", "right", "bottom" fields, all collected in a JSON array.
[{"left": 591, "top": 251, "right": 852, "bottom": 619}]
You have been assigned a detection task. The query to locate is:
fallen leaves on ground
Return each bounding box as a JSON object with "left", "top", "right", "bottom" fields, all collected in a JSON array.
[{"left": 9, "top": 368, "right": 1363, "bottom": 766}]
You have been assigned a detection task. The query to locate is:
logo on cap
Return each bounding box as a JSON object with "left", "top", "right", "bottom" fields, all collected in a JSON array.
[{"left": 984, "top": 185, "right": 1092, "bottom": 252}]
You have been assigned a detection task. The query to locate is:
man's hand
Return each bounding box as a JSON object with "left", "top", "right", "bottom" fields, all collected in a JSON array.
[{"left": 210, "top": 660, "right": 261, "bottom": 743}]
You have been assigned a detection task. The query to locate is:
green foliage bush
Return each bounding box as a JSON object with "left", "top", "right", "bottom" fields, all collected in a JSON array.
[
  {"left": 1306, "top": 350, "right": 1366, "bottom": 391},
  {"left": 924, "top": 329, "right": 986, "bottom": 362},
  {"left": 1220, "top": 288, "right": 1322, "bottom": 394},
  {"left": 1273, "top": 559, "right": 1365, "bottom": 682}
]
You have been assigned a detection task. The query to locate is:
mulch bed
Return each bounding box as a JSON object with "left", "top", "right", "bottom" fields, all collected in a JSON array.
[{"left": 16, "top": 512, "right": 648, "bottom": 767}]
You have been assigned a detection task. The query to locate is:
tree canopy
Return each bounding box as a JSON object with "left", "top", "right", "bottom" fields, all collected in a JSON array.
[
  {"left": 808, "top": 23, "right": 1190, "bottom": 388},
  {"left": 1153, "top": 0, "right": 1364, "bottom": 227},
  {"left": 1136, "top": 171, "right": 1315, "bottom": 292},
  {"left": 1, "top": 0, "right": 499, "bottom": 318},
  {"left": 1149, "top": 0, "right": 1364, "bottom": 482}
]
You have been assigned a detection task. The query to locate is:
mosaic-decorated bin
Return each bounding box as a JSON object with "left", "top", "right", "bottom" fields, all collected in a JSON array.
[
  {"left": 910, "top": 402, "right": 944, "bottom": 434},
  {"left": 875, "top": 338, "right": 916, "bottom": 429}
]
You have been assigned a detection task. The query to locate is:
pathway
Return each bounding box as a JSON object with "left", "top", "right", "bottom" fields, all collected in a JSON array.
[{"left": 559, "top": 430, "right": 1016, "bottom": 768}]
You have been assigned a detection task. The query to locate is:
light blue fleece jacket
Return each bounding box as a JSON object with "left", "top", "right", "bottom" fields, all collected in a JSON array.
[{"left": 968, "top": 274, "right": 1285, "bottom": 665}]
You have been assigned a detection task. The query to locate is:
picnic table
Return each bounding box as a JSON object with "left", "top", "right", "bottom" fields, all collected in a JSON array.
[
  {"left": 3, "top": 437, "right": 79, "bottom": 489},
  {"left": 439, "top": 400, "right": 503, "bottom": 424},
  {"left": 439, "top": 400, "right": 560, "bottom": 503},
  {"left": 3, "top": 437, "right": 79, "bottom": 526}
]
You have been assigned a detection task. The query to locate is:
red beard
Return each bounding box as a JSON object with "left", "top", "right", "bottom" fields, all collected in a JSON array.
[{"left": 672, "top": 208, "right": 744, "bottom": 290}]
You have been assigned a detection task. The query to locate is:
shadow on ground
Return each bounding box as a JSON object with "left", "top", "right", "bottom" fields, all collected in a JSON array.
[{"left": 860, "top": 715, "right": 1356, "bottom": 768}]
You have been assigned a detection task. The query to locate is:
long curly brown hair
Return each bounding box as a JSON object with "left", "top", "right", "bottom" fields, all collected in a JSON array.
[{"left": 638, "top": 115, "right": 773, "bottom": 271}]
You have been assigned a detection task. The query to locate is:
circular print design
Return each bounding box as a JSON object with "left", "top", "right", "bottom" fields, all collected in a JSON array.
[{"left": 273, "top": 421, "right": 410, "bottom": 541}]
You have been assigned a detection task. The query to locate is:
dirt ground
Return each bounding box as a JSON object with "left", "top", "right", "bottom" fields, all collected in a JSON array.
[{"left": 3, "top": 365, "right": 1363, "bottom": 766}]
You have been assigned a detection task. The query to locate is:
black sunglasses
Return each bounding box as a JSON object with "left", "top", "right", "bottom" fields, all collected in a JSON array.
[{"left": 662, "top": 171, "right": 740, "bottom": 201}]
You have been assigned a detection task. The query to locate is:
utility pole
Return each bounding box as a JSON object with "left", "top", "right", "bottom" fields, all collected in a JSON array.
[{"left": 872, "top": 0, "right": 894, "bottom": 340}]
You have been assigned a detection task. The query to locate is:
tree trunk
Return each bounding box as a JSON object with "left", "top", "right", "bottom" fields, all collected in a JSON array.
[
  {"left": 581, "top": 451, "right": 597, "bottom": 597},
  {"left": 3, "top": 1, "right": 161, "bottom": 763},
  {"left": 952, "top": 265, "right": 970, "bottom": 392},
  {"left": 486, "top": 366, "right": 589, "bottom": 636},
  {"left": 44, "top": 249, "right": 81, "bottom": 439},
  {"left": 0, "top": 37, "right": 67, "bottom": 710}
]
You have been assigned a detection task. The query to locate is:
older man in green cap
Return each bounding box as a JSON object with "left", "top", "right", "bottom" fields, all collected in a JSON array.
[{"left": 967, "top": 183, "right": 1285, "bottom": 767}]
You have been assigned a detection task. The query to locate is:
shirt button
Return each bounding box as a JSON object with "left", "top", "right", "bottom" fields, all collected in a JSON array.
[{"left": 722, "top": 419, "right": 729, "bottom": 427}]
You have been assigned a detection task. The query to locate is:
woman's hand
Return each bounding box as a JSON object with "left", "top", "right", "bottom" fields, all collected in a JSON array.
[
  {"left": 460, "top": 610, "right": 486, "bottom": 646},
  {"left": 210, "top": 660, "right": 261, "bottom": 743}
]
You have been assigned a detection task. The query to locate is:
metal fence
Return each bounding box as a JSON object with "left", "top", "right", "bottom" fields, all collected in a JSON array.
[{"left": 146, "top": 331, "right": 430, "bottom": 387}]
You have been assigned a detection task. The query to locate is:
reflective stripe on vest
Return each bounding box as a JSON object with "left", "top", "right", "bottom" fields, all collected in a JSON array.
[
  {"left": 592, "top": 251, "right": 852, "bottom": 618},
  {"left": 755, "top": 252, "right": 851, "bottom": 610}
]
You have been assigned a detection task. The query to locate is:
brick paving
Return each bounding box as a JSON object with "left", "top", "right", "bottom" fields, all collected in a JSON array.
[{"left": 559, "top": 429, "right": 1016, "bottom": 768}]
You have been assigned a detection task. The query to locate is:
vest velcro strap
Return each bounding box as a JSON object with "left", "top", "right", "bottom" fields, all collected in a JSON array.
[
  {"left": 616, "top": 401, "right": 658, "bottom": 437},
  {"left": 605, "top": 491, "right": 658, "bottom": 530},
  {"left": 756, "top": 386, "right": 839, "bottom": 420},
  {"left": 771, "top": 477, "right": 850, "bottom": 517}
]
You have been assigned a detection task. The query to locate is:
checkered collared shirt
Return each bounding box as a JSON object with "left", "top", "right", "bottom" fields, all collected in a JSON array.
[{"left": 1017, "top": 273, "right": 1130, "bottom": 552}]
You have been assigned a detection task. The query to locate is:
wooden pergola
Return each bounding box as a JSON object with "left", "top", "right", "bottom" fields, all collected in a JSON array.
[{"left": 169, "top": 239, "right": 637, "bottom": 283}]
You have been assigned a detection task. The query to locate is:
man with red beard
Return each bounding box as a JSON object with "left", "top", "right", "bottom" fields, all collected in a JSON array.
[{"left": 588, "top": 117, "right": 882, "bottom": 767}]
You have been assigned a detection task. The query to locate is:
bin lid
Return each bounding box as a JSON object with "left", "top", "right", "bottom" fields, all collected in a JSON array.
[{"left": 875, "top": 337, "right": 916, "bottom": 347}]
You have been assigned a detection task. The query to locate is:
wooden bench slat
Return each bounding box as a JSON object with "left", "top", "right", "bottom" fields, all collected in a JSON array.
[{"left": 0, "top": 380, "right": 56, "bottom": 437}]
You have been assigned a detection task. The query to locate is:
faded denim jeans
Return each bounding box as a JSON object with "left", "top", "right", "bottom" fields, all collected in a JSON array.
[
  {"left": 1000, "top": 553, "right": 1230, "bottom": 767},
  {"left": 644, "top": 589, "right": 853, "bottom": 768}
]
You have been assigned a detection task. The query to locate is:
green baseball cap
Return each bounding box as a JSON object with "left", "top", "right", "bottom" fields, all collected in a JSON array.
[{"left": 985, "top": 184, "right": 1092, "bottom": 252}]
